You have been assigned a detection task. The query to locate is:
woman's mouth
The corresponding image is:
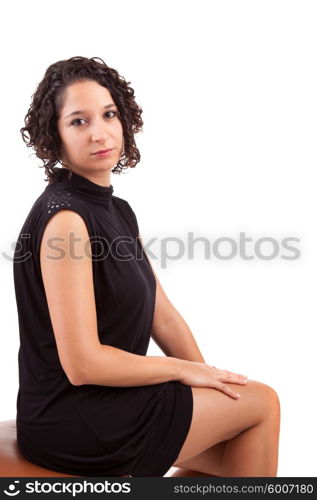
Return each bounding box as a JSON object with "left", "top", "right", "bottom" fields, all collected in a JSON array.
[{"left": 92, "top": 149, "right": 113, "bottom": 157}]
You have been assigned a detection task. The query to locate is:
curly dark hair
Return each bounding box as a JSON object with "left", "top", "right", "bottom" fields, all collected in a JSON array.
[{"left": 20, "top": 56, "right": 144, "bottom": 184}]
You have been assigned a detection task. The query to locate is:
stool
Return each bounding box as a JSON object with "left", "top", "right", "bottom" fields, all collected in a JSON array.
[{"left": 0, "top": 420, "right": 130, "bottom": 477}]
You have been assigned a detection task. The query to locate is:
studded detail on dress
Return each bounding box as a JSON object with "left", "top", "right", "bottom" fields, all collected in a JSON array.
[{"left": 46, "top": 191, "right": 72, "bottom": 213}]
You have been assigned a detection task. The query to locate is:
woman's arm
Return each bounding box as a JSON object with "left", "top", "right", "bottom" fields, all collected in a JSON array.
[
  {"left": 40, "top": 210, "right": 182, "bottom": 387},
  {"left": 80, "top": 344, "right": 182, "bottom": 387}
]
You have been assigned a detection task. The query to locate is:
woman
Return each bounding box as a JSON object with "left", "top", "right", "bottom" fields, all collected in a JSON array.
[{"left": 14, "top": 56, "right": 280, "bottom": 477}]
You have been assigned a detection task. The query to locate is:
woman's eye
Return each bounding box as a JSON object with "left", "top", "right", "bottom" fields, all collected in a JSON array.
[
  {"left": 71, "top": 111, "right": 118, "bottom": 127},
  {"left": 71, "top": 118, "right": 85, "bottom": 127},
  {"left": 105, "top": 111, "right": 117, "bottom": 118}
]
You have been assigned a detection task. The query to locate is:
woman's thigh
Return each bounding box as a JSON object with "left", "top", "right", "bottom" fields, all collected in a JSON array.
[{"left": 173, "top": 379, "right": 279, "bottom": 466}]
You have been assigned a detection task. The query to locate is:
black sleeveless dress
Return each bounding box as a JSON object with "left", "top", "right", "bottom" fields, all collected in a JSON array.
[{"left": 13, "top": 167, "right": 193, "bottom": 477}]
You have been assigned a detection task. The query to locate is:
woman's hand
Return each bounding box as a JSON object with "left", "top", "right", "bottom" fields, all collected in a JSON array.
[{"left": 177, "top": 361, "right": 248, "bottom": 399}]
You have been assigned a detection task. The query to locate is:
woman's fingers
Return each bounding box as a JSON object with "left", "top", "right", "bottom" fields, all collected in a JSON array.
[
  {"left": 210, "top": 366, "right": 248, "bottom": 385},
  {"left": 213, "top": 379, "right": 241, "bottom": 399},
  {"left": 227, "top": 373, "right": 248, "bottom": 384}
]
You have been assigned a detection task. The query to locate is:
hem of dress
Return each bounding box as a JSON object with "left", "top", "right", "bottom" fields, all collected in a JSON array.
[
  {"left": 130, "top": 384, "right": 193, "bottom": 477},
  {"left": 127, "top": 385, "right": 166, "bottom": 474}
]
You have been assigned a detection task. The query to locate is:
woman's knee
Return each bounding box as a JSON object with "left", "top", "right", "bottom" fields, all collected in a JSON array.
[
  {"left": 246, "top": 380, "right": 280, "bottom": 420},
  {"left": 174, "top": 379, "right": 280, "bottom": 465},
  {"left": 263, "top": 382, "right": 280, "bottom": 418}
]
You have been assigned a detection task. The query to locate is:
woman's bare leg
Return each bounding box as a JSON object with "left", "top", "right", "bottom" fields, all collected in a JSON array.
[
  {"left": 170, "top": 441, "right": 226, "bottom": 477},
  {"left": 172, "top": 379, "right": 280, "bottom": 477}
]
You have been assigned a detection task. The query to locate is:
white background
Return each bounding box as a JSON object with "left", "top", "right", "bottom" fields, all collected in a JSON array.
[{"left": 1, "top": 0, "right": 316, "bottom": 477}]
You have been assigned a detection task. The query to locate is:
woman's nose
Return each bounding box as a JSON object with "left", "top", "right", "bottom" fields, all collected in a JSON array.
[{"left": 90, "top": 118, "right": 111, "bottom": 141}]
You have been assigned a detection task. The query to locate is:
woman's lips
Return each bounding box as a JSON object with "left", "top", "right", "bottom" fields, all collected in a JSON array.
[{"left": 92, "top": 149, "right": 113, "bottom": 157}]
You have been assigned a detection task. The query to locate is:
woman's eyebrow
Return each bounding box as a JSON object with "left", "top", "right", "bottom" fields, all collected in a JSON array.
[{"left": 64, "top": 103, "right": 117, "bottom": 120}]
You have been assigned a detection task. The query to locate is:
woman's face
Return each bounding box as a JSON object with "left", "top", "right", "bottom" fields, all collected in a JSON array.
[{"left": 56, "top": 79, "right": 124, "bottom": 177}]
